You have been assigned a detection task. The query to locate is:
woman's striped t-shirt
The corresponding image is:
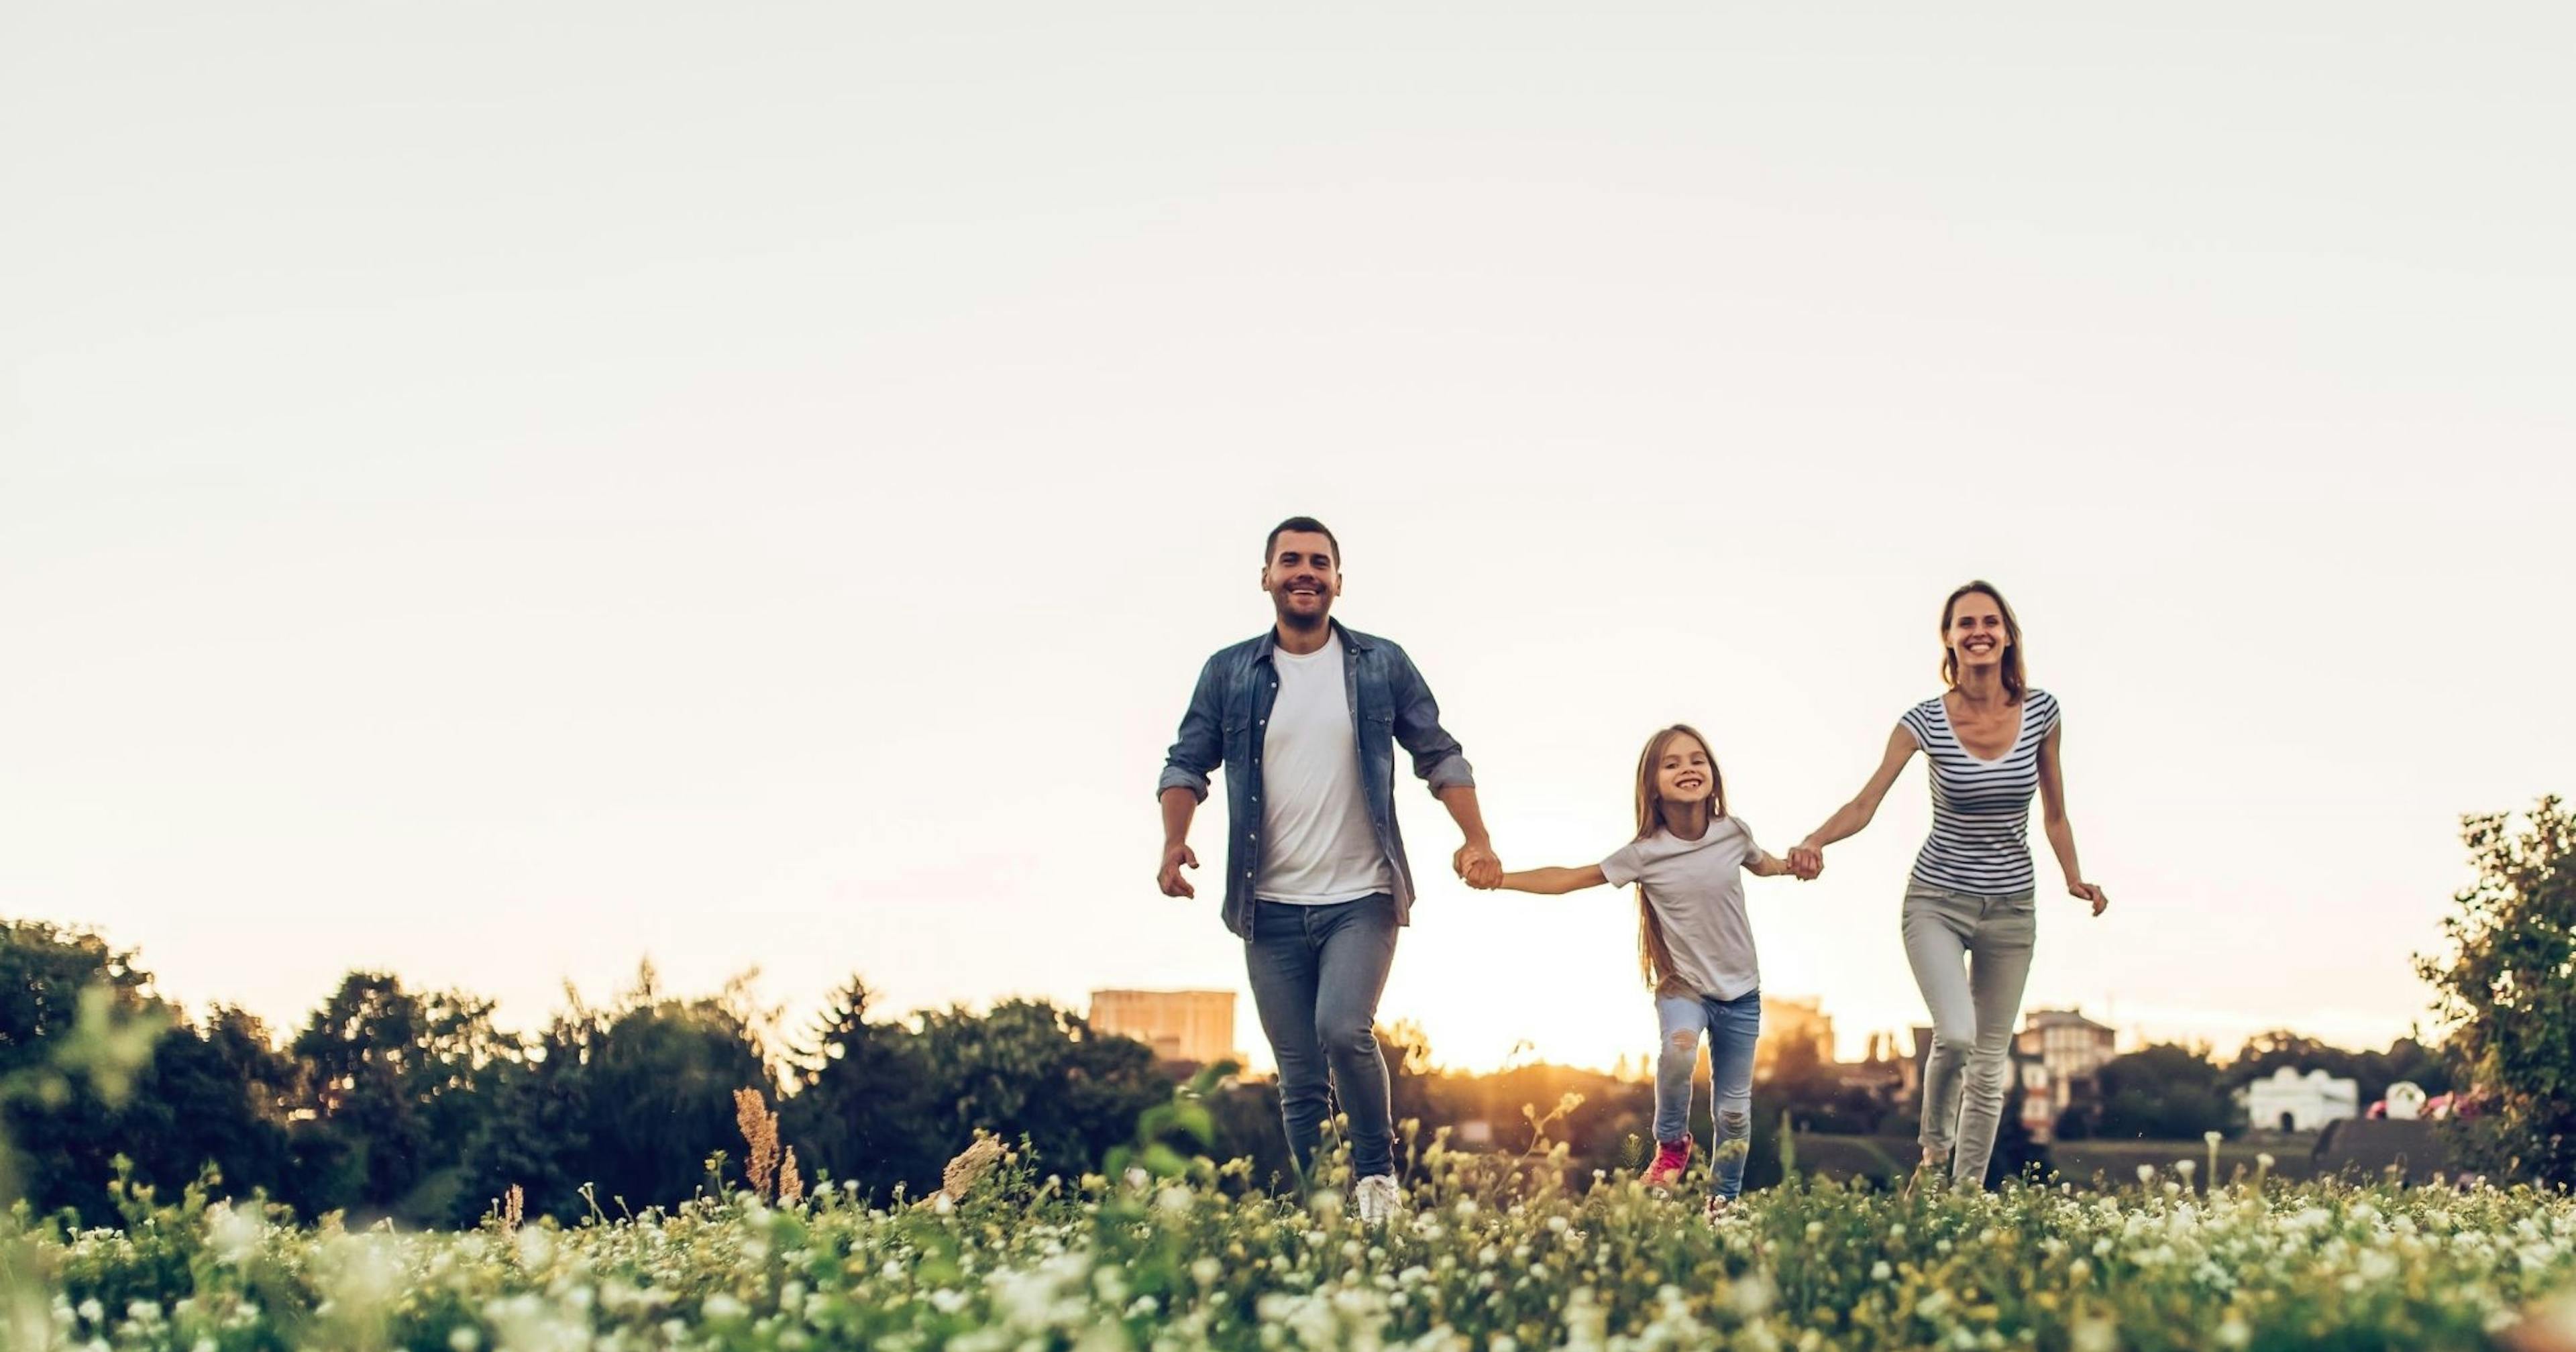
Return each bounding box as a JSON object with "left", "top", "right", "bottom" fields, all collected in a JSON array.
[{"left": 1899, "top": 688, "right": 2060, "bottom": 896}]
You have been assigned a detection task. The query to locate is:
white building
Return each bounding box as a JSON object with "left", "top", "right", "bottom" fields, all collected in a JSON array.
[{"left": 2240, "top": 1066, "right": 2359, "bottom": 1132}]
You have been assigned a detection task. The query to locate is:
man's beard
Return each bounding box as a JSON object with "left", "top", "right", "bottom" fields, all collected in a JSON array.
[{"left": 1274, "top": 594, "right": 1330, "bottom": 632}]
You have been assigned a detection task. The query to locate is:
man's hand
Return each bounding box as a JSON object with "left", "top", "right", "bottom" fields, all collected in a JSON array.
[
  {"left": 1454, "top": 840, "right": 1501, "bottom": 890},
  {"left": 1157, "top": 843, "right": 1199, "bottom": 899},
  {"left": 1788, "top": 842, "right": 1825, "bottom": 881},
  {"left": 2068, "top": 881, "right": 2108, "bottom": 916}
]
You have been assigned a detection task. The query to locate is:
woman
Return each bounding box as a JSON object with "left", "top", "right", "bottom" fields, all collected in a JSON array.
[{"left": 1788, "top": 581, "right": 2108, "bottom": 1189}]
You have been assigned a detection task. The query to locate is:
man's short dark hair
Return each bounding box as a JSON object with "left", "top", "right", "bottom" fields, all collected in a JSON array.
[{"left": 1265, "top": 516, "right": 1340, "bottom": 566}]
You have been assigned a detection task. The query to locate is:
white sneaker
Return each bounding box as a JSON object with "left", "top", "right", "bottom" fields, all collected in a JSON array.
[{"left": 1353, "top": 1173, "right": 1403, "bottom": 1225}]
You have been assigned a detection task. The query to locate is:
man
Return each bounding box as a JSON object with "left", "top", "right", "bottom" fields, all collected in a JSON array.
[{"left": 1157, "top": 516, "right": 1499, "bottom": 1223}]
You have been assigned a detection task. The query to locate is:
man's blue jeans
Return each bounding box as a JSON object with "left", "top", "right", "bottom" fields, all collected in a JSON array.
[
  {"left": 1245, "top": 895, "right": 1399, "bottom": 1182},
  {"left": 1654, "top": 987, "right": 1762, "bottom": 1200}
]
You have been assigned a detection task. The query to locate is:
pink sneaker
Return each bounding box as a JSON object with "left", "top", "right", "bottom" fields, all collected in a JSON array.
[{"left": 1642, "top": 1138, "right": 1693, "bottom": 1188}]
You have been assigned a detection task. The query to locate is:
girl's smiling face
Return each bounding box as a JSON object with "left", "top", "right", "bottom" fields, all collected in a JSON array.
[{"left": 1655, "top": 734, "right": 1717, "bottom": 807}]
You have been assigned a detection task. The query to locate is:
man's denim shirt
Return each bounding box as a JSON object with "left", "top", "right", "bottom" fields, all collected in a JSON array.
[{"left": 1159, "top": 620, "right": 1474, "bottom": 939}]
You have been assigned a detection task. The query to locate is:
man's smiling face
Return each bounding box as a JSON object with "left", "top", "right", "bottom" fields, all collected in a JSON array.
[{"left": 1261, "top": 530, "right": 1342, "bottom": 630}]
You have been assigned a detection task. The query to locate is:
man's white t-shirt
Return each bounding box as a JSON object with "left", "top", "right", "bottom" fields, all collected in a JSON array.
[{"left": 1254, "top": 634, "right": 1395, "bottom": 905}]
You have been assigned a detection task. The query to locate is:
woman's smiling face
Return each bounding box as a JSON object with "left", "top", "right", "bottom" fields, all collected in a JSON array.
[{"left": 1945, "top": 589, "right": 2010, "bottom": 671}]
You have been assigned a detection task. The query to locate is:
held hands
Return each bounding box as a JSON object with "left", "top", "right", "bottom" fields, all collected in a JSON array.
[
  {"left": 1786, "top": 841, "right": 1826, "bottom": 881},
  {"left": 1157, "top": 842, "right": 1199, "bottom": 899},
  {"left": 2068, "top": 881, "right": 2109, "bottom": 916},
  {"left": 1454, "top": 840, "right": 1503, "bottom": 890}
]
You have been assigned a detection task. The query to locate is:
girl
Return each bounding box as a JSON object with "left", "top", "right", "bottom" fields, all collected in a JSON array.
[
  {"left": 1787, "top": 580, "right": 2109, "bottom": 1190},
  {"left": 1485, "top": 724, "right": 1805, "bottom": 1219}
]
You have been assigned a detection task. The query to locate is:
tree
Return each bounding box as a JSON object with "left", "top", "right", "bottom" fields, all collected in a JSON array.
[
  {"left": 2224, "top": 1029, "right": 2454, "bottom": 1109},
  {"left": 288, "top": 972, "right": 515, "bottom": 1219},
  {"left": 779, "top": 978, "right": 938, "bottom": 1201},
  {"left": 0, "top": 919, "right": 177, "bottom": 1220},
  {"left": 1762, "top": 1036, "right": 1888, "bottom": 1136},
  {"left": 578, "top": 995, "right": 774, "bottom": 1210},
  {"left": 2085, "top": 1044, "right": 2239, "bottom": 1140},
  {"left": 453, "top": 1006, "right": 595, "bottom": 1225},
  {"left": 0, "top": 920, "right": 156, "bottom": 1075},
  {"left": 117, "top": 1007, "right": 298, "bottom": 1205},
  {"left": 910, "top": 999, "right": 1167, "bottom": 1177},
  {"left": 2418, "top": 797, "right": 2576, "bottom": 1185}
]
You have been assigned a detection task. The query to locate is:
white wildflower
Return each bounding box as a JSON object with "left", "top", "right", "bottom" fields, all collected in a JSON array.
[{"left": 205, "top": 1204, "right": 266, "bottom": 1265}]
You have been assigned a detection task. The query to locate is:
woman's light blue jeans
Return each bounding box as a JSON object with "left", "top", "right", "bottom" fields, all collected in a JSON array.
[
  {"left": 1901, "top": 881, "right": 2037, "bottom": 1188},
  {"left": 1654, "top": 987, "right": 1762, "bottom": 1200}
]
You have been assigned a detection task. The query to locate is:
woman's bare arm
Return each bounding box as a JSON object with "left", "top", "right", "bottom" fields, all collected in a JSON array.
[
  {"left": 2037, "top": 723, "right": 2108, "bottom": 915},
  {"left": 1788, "top": 724, "right": 1919, "bottom": 873}
]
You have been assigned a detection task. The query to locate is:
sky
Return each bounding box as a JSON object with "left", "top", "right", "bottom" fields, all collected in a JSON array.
[{"left": 5, "top": 4, "right": 2572, "bottom": 1074}]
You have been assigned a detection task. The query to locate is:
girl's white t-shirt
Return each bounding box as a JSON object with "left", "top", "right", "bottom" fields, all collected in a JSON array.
[{"left": 1601, "top": 818, "right": 1763, "bottom": 1000}]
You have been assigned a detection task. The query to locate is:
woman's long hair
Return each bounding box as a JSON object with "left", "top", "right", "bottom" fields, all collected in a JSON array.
[
  {"left": 1939, "top": 579, "right": 2027, "bottom": 704},
  {"left": 1631, "top": 724, "right": 1725, "bottom": 993}
]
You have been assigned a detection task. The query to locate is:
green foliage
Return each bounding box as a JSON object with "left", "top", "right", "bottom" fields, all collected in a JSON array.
[
  {"left": 2070, "top": 1043, "right": 2243, "bottom": 1142},
  {"left": 11, "top": 1140, "right": 2576, "bottom": 1351},
  {"left": 288, "top": 971, "right": 515, "bottom": 1220},
  {"left": 2222, "top": 1028, "right": 2453, "bottom": 1105},
  {"left": 1105, "top": 1058, "right": 1240, "bottom": 1183},
  {"left": 1762, "top": 1034, "right": 1894, "bottom": 1135},
  {"left": 909, "top": 999, "right": 1171, "bottom": 1176},
  {"left": 2420, "top": 795, "right": 2576, "bottom": 1186},
  {"left": 0, "top": 922, "right": 180, "bottom": 1220},
  {"left": 776, "top": 978, "right": 939, "bottom": 1200},
  {"left": 0, "top": 921, "right": 156, "bottom": 1076},
  {"left": 453, "top": 971, "right": 769, "bottom": 1225}
]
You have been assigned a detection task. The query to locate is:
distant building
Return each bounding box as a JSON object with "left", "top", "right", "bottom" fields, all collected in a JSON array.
[
  {"left": 1884, "top": 1009, "right": 2113, "bottom": 1146},
  {"left": 1898, "top": 1025, "right": 1934, "bottom": 1102},
  {"left": 1837, "top": 1031, "right": 1908, "bottom": 1097},
  {"left": 2017, "top": 1008, "right": 2117, "bottom": 1114},
  {"left": 1087, "top": 989, "right": 1238, "bottom": 1066},
  {"left": 2241, "top": 1066, "right": 2359, "bottom": 1132},
  {"left": 1756, "top": 995, "right": 1836, "bottom": 1078},
  {"left": 2011, "top": 1053, "right": 2057, "bottom": 1143}
]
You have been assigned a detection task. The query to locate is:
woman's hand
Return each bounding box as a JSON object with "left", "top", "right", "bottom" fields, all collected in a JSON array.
[
  {"left": 1788, "top": 842, "right": 1825, "bottom": 881},
  {"left": 2068, "top": 881, "right": 2108, "bottom": 915}
]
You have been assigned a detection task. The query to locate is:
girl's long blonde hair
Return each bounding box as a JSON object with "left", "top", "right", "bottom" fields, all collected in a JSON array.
[{"left": 1631, "top": 724, "right": 1726, "bottom": 993}]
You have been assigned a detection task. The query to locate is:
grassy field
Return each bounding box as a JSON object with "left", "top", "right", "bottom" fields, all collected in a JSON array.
[
  {"left": 11, "top": 1134, "right": 2575, "bottom": 1352},
  {"left": 1787, "top": 1133, "right": 2320, "bottom": 1187}
]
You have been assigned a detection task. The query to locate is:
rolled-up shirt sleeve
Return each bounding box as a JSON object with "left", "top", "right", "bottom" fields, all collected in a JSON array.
[
  {"left": 1157, "top": 656, "right": 1224, "bottom": 801},
  {"left": 1389, "top": 644, "right": 1474, "bottom": 794}
]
